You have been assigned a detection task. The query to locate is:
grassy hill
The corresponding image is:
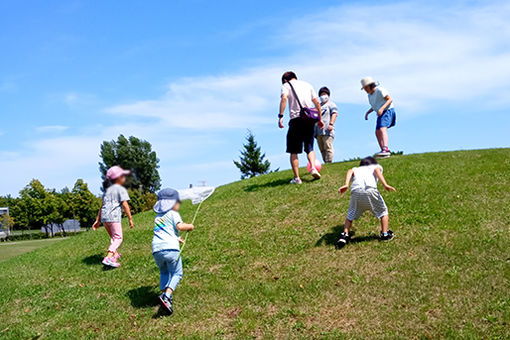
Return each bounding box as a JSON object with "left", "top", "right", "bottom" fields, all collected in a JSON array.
[{"left": 1, "top": 149, "right": 509, "bottom": 339}]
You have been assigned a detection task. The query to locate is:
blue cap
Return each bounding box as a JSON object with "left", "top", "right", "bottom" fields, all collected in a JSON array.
[{"left": 153, "top": 188, "right": 180, "bottom": 214}]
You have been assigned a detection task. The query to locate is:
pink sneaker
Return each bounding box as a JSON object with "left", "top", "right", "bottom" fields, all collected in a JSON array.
[{"left": 102, "top": 257, "right": 121, "bottom": 268}]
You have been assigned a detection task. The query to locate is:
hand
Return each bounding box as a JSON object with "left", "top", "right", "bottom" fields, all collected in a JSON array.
[
  {"left": 317, "top": 120, "right": 325, "bottom": 129},
  {"left": 178, "top": 237, "right": 185, "bottom": 244},
  {"left": 129, "top": 219, "right": 134, "bottom": 229},
  {"left": 189, "top": 224, "right": 195, "bottom": 231},
  {"left": 384, "top": 184, "right": 396, "bottom": 192},
  {"left": 338, "top": 185, "right": 349, "bottom": 195},
  {"left": 365, "top": 111, "right": 371, "bottom": 120},
  {"left": 377, "top": 109, "right": 384, "bottom": 116},
  {"left": 278, "top": 118, "right": 284, "bottom": 129},
  {"left": 327, "top": 123, "right": 334, "bottom": 131},
  {"left": 92, "top": 220, "right": 100, "bottom": 231}
]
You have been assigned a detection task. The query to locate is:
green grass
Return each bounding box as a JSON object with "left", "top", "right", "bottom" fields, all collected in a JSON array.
[
  {"left": 0, "top": 149, "right": 509, "bottom": 339},
  {"left": 0, "top": 238, "right": 66, "bottom": 262}
]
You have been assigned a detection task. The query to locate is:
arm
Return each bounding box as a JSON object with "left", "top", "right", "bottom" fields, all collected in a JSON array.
[
  {"left": 278, "top": 94, "right": 287, "bottom": 129},
  {"left": 92, "top": 205, "right": 102, "bottom": 230},
  {"left": 328, "top": 112, "right": 338, "bottom": 131},
  {"left": 338, "top": 169, "right": 354, "bottom": 195},
  {"left": 365, "top": 108, "right": 374, "bottom": 120},
  {"left": 121, "top": 201, "right": 134, "bottom": 228},
  {"left": 374, "top": 167, "right": 396, "bottom": 192},
  {"left": 176, "top": 222, "right": 194, "bottom": 231},
  {"left": 377, "top": 95, "right": 393, "bottom": 116},
  {"left": 313, "top": 97, "right": 324, "bottom": 129}
]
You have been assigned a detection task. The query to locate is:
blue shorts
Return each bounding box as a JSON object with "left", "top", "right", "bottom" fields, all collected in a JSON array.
[{"left": 376, "top": 108, "right": 396, "bottom": 130}]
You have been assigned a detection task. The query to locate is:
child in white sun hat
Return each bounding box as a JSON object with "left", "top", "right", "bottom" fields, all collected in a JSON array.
[
  {"left": 152, "top": 188, "right": 195, "bottom": 316},
  {"left": 361, "top": 77, "right": 397, "bottom": 158}
]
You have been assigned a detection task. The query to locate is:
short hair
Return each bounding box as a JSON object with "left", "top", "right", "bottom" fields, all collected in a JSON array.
[
  {"left": 319, "top": 86, "right": 330, "bottom": 96},
  {"left": 281, "top": 71, "right": 297, "bottom": 84},
  {"left": 359, "top": 156, "right": 378, "bottom": 167}
]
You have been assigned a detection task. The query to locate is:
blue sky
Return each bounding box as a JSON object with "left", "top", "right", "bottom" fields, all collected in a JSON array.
[{"left": 1, "top": 0, "right": 509, "bottom": 196}]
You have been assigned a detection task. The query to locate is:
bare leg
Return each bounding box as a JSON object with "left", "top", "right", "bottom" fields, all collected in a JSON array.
[
  {"left": 375, "top": 129, "right": 384, "bottom": 150},
  {"left": 344, "top": 219, "right": 353, "bottom": 234},
  {"left": 380, "top": 215, "right": 389, "bottom": 234},
  {"left": 306, "top": 150, "right": 317, "bottom": 169},
  {"left": 290, "top": 154, "right": 300, "bottom": 179},
  {"left": 379, "top": 127, "right": 388, "bottom": 149},
  {"left": 163, "top": 287, "right": 174, "bottom": 295}
]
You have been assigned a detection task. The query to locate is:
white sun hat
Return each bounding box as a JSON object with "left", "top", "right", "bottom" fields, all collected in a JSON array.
[{"left": 360, "top": 76, "right": 376, "bottom": 89}]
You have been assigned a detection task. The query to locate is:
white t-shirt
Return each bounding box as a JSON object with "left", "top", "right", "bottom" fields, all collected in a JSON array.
[
  {"left": 368, "top": 86, "right": 394, "bottom": 113},
  {"left": 151, "top": 210, "right": 183, "bottom": 253},
  {"left": 350, "top": 164, "right": 383, "bottom": 191},
  {"left": 281, "top": 79, "right": 318, "bottom": 120}
]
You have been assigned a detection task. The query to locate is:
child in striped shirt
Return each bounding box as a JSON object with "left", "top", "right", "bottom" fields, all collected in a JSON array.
[{"left": 337, "top": 157, "right": 396, "bottom": 248}]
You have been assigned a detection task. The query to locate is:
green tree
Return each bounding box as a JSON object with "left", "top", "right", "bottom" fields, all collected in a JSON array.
[
  {"left": 234, "top": 131, "right": 271, "bottom": 179},
  {"left": 99, "top": 135, "right": 161, "bottom": 193},
  {"left": 43, "top": 190, "right": 67, "bottom": 237},
  {"left": 0, "top": 214, "right": 14, "bottom": 232},
  {"left": 68, "top": 179, "right": 101, "bottom": 229},
  {"left": 17, "top": 179, "right": 47, "bottom": 234}
]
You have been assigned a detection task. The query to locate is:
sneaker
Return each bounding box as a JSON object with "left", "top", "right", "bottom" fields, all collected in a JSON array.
[
  {"left": 336, "top": 232, "right": 351, "bottom": 249},
  {"left": 380, "top": 230, "right": 394, "bottom": 241},
  {"left": 310, "top": 168, "right": 321, "bottom": 180},
  {"left": 158, "top": 293, "right": 174, "bottom": 315},
  {"left": 113, "top": 253, "right": 122, "bottom": 260},
  {"left": 290, "top": 178, "right": 302, "bottom": 184},
  {"left": 376, "top": 147, "right": 391, "bottom": 158},
  {"left": 102, "top": 257, "right": 121, "bottom": 268}
]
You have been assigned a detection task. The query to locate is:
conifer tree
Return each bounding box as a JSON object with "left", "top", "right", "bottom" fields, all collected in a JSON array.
[{"left": 234, "top": 131, "right": 271, "bottom": 179}]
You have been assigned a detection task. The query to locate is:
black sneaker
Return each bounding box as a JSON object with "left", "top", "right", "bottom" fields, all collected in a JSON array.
[
  {"left": 336, "top": 232, "right": 351, "bottom": 249},
  {"left": 158, "top": 293, "right": 174, "bottom": 315},
  {"left": 380, "top": 230, "right": 394, "bottom": 241}
]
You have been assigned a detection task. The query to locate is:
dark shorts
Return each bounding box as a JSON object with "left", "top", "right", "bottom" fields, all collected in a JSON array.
[
  {"left": 376, "top": 108, "right": 396, "bottom": 130},
  {"left": 286, "top": 118, "right": 315, "bottom": 154}
]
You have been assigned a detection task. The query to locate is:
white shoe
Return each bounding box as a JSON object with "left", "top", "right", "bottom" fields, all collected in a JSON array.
[
  {"left": 310, "top": 168, "right": 321, "bottom": 179},
  {"left": 290, "top": 178, "right": 302, "bottom": 184},
  {"left": 375, "top": 151, "right": 391, "bottom": 158}
]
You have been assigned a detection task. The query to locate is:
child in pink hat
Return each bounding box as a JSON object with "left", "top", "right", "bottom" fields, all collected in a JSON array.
[{"left": 92, "top": 166, "right": 133, "bottom": 268}]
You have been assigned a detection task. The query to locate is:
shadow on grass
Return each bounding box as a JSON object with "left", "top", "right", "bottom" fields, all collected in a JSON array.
[
  {"left": 127, "top": 286, "right": 160, "bottom": 308},
  {"left": 127, "top": 286, "right": 173, "bottom": 318},
  {"left": 244, "top": 175, "right": 320, "bottom": 192},
  {"left": 82, "top": 254, "right": 103, "bottom": 265},
  {"left": 316, "top": 225, "right": 379, "bottom": 247},
  {"left": 244, "top": 179, "right": 290, "bottom": 192}
]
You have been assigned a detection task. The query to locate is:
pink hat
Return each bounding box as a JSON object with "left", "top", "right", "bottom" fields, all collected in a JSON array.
[{"left": 106, "top": 166, "right": 131, "bottom": 180}]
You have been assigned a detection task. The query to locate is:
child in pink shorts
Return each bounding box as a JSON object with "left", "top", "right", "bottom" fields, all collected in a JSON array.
[{"left": 92, "top": 166, "right": 133, "bottom": 268}]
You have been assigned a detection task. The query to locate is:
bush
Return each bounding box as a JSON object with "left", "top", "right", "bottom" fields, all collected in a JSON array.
[
  {"left": 142, "top": 192, "right": 157, "bottom": 212},
  {"left": 5, "top": 231, "right": 83, "bottom": 242},
  {"left": 126, "top": 190, "right": 157, "bottom": 215}
]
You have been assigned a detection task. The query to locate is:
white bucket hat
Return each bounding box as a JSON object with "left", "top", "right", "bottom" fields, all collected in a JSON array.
[{"left": 360, "top": 76, "right": 376, "bottom": 90}]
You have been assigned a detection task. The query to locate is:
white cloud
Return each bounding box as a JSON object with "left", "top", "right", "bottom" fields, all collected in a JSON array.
[
  {"left": 35, "top": 125, "right": 69, "bottom": 133},
  {"left": 106, "top": 1, "right": 510, "bottom": 123},
  {"left": 105, "top": 70, "right": 280, "bottom": 130}
]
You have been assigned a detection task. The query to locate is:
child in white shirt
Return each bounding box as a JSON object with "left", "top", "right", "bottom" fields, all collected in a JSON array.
[
  {"left": 337, "top": 157, "right": 396, "bottom": 248},
  {"left": 361, "top": 77, "right": 397, "bottom": 158}
]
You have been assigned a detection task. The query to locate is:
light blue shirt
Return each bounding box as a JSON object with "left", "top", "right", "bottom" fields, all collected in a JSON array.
[
  {"left": 368, "top": 86, "right": 394, "bottom": 113},
  {"left": 151, "top": 210, "right": 183, "bottom": 253}
]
